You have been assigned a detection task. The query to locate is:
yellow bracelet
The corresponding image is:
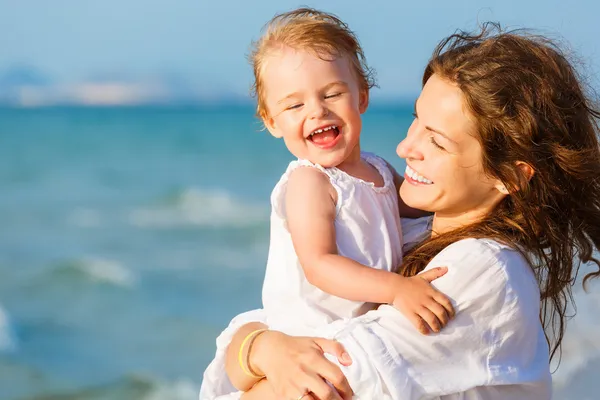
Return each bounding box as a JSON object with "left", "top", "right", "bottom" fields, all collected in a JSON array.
[{"left": 238, "top": 328, "right": 268, "bottom": 379}]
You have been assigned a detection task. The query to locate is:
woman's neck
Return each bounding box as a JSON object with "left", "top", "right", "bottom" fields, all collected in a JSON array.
[{"left": 431, "top": 208, "right": 491, "bottom": 237}]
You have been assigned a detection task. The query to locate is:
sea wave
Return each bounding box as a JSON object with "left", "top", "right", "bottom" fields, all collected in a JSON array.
[
  {"left": 0, "top": 304, "right": 17, "bottom": 353},
  {"left": 19, "top": 374, "right": 199, "bottom": 400},
  {"left": 129, "top": 187, "right": 269, "bottom": 229},
  {"left": 142, "top": 377, "right": 199, "bottom": 400},
  {"left": 68, "top": 207, "right": 104, "bottom": 228},
  {"left": 53, "top": 257, "right": 137, "bottom": 288},
  {"left": 552, "top": 282, "right": 600, "bottom": 388}
]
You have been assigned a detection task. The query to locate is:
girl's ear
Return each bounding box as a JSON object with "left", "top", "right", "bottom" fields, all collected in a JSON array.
[
  {"left": 359, "top": 89, "right": 369, "bottom": 114},
  {"left": 263, "top": 116, "right": 283, "bottom": 138}
]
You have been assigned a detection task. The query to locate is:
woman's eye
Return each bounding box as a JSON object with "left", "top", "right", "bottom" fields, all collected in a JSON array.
[
  {"left": 430, "top": 136, "right": 446, "bottom": 151},
  {"left": 325, "top": 92, "right": 342, "bottom": 99},
  {"left": 287, "top": 104, "right": 303, "bottom": 110}
]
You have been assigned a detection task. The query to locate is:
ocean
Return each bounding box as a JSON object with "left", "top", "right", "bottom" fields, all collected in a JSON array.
[{"left": 0, "top": 105, "right": 599, "bottom": 399}]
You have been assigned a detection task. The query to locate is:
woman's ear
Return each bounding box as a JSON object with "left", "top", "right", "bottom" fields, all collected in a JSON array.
[
  {"left": 494, "top": 162, "right": 535, "bottom": 194},
  {"left": 516, "top": 161, "right": 535, "bottom": 182}
]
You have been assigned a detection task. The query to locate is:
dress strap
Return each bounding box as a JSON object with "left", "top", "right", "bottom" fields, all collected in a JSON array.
[{"left": 270, "top": 159, "right": 343, "bottom": 221}]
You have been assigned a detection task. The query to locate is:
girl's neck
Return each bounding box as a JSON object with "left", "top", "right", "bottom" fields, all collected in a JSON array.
[
  {"left": 335, "top": 143, "right": 362, "bottom": 174},
  {"left": 335, "top": 144, "right": 385, "bottom": 188}
]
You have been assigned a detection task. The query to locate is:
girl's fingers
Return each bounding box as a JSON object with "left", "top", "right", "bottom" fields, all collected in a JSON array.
[
  {"left": 417, "top": 306, "right": 442, "bottom": 333},
  {"left": 433, "top": 293, "right": 455, "bottom": 318},
  {"left": 419, "top": 266, "right": 448, "bottom": 282},
  {"left": 426, "top": 300, "right": 450, "bottom": 326}
]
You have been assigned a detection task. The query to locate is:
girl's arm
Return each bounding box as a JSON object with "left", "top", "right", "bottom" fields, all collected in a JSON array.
[{"left": 286, "top": 167, "right": 453, "bottom": 333}]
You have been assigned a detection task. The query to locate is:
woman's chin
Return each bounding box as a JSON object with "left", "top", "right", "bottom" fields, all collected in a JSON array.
[{"left": 401, "top": 191, "right": 435, "bottom": 213}]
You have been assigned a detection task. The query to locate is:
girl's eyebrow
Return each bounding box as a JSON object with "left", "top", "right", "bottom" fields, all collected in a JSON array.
[
  {"left": 277, "top": 92, "right": 301, "bottom": 105},
  {"left": 321, "top": 81, "right": 349, "bottom": 91},
  {"left": 277, "top": 81, "right": 350, "bottom": 105}
]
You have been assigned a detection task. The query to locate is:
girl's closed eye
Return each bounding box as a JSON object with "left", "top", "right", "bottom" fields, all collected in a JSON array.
[
  {"left": 429, "top": 136, "right": 445, "bottom": 150},
  {"left": 287, "top": 103, "right": 303, "bottom": 110},
  {"left": 325, "top": 92, "right": 342, "bottom": 99}
]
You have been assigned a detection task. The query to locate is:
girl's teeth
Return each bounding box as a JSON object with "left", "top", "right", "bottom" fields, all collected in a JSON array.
[{"left": 310, "top": 125, "right": 337, "bottom": 136}]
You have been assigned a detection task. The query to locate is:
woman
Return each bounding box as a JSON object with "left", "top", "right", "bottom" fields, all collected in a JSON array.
[{"left": 201, "top": 24, "right": 600, "bottom": 400}]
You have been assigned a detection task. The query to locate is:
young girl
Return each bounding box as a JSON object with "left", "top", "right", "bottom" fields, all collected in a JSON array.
[
  {"left": 200, "top": 9, "right": 454, "bottom": 398},
  {"left": 250, "top": 8, "right": 453, "bottom": 335}
]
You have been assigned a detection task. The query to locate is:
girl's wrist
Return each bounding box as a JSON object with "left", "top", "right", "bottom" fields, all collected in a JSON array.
[{"left": 386, "top": 274, "right": 406, "bottom": 303}]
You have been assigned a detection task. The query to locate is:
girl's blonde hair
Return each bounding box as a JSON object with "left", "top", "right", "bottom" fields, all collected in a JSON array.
[{"left": 249, "top": 7, "right": 376, "bottom": 119}]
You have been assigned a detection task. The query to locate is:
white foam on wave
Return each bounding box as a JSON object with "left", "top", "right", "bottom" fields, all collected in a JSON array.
[
  {"left": 208, "top": 241, "right": 268, "bottom": 269},
  {"left": 129, "top": 187, "right": 268, "bottom": 228},
  {"left": 0, "top": 304, "right": 18, "bottom": 353},
  {"left": 142, "top": 377, "right": 199, "bottom": 400},
  {"left": 75, "top": 257, "right": 137, "bottom": 287},
  {"left": 552, "top": 280, "right": 600, "bottom": 389},
  {"left": 68, "top": 207, "right": 103, "bottom": 227}
]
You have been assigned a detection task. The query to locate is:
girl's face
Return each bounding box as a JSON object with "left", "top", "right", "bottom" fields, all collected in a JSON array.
[
  {"left": 261, "top": 46, "right": 367, "bottom": 168},
  {"left": 397, "top": 74, "right": 506, "bottom": 229}
]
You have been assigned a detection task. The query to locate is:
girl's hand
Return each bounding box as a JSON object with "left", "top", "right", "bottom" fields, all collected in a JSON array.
[
  {"left": 250, "top": 330, "right": 354, "bottom": 400},
  {"left": 391, "top": 267, "right": 455, "bottom": 334}
]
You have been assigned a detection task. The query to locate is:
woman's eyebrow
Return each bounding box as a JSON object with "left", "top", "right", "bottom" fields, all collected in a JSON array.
[{"left": 414, "top": 98, "right": 458, "bottom": 144}]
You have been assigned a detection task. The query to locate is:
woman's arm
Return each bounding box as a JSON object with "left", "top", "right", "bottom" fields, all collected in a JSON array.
[
  {"left": 225, "top": 321, "right": 354, "bottom": 400},
  {"left": 240, "top": 379, "right": 318, "bottom": 400},
  {"left": 224, "top": 322, "right": 269, "bottom": 391},
  {"left": 199, "top": 309, "right": 268, "bottom": 400},
  {"left": 230, "top": 239, "right": 550, "bottom": 399}
]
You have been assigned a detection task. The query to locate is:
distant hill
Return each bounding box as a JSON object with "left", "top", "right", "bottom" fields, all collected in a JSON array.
[{"left": 0, "top": 65, "right": 251, "bottom": 107}]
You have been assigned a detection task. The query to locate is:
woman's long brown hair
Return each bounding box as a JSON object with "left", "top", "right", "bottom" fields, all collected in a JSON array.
[{"left": 400, "top": 23, "right": 600, "bottom": 363}]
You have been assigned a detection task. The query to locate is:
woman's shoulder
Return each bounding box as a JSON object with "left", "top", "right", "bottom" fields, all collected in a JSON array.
[
  {"left": 432, "top": 237, "right": 527, "bottom": 270},
  {"left": 425, "top": 238, "right": 540, "bottom": 305}
]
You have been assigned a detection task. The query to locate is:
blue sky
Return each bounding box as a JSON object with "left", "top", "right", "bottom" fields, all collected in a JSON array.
[{"left": 1, "top": 0, "right": 599, "bottom": 100}]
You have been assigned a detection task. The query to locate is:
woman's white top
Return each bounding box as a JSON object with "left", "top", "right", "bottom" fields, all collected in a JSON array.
[
  {"left": 262, "top": 152, "right": 403, "bottom": 333},
  {"left": 199, "top": 218, "right": 552, "bottom": 400}
]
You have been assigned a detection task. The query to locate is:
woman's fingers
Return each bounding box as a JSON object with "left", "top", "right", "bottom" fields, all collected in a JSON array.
[
  {"left": 303, "top": 372, "right": 343, "bottom": 400},
  {"left": 308, "top": 352, "right": 353, "bottom": 400},
  {"left": 313, "top": 337, "right": 352, "bottom": 366},
  {"left": 258, "top": 334, "right": 352, "bottom": 400}
]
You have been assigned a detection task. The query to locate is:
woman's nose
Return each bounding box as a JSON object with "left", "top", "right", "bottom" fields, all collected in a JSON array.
[{"left": 397, "top": 130, "right": 424, "bottom": 161}]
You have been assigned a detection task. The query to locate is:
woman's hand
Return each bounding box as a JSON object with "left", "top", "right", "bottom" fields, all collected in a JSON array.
[
  {"left": 249, "top": 330, "right": 354, "bottom": 400},
  {"left": 242, "top": 379, "right": 323, "bottom": 400}
]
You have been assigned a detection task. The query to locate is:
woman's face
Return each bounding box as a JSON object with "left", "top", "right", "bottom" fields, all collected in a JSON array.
[{"left": 397, "top": 74, "right": 505, "bottom": 225}]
